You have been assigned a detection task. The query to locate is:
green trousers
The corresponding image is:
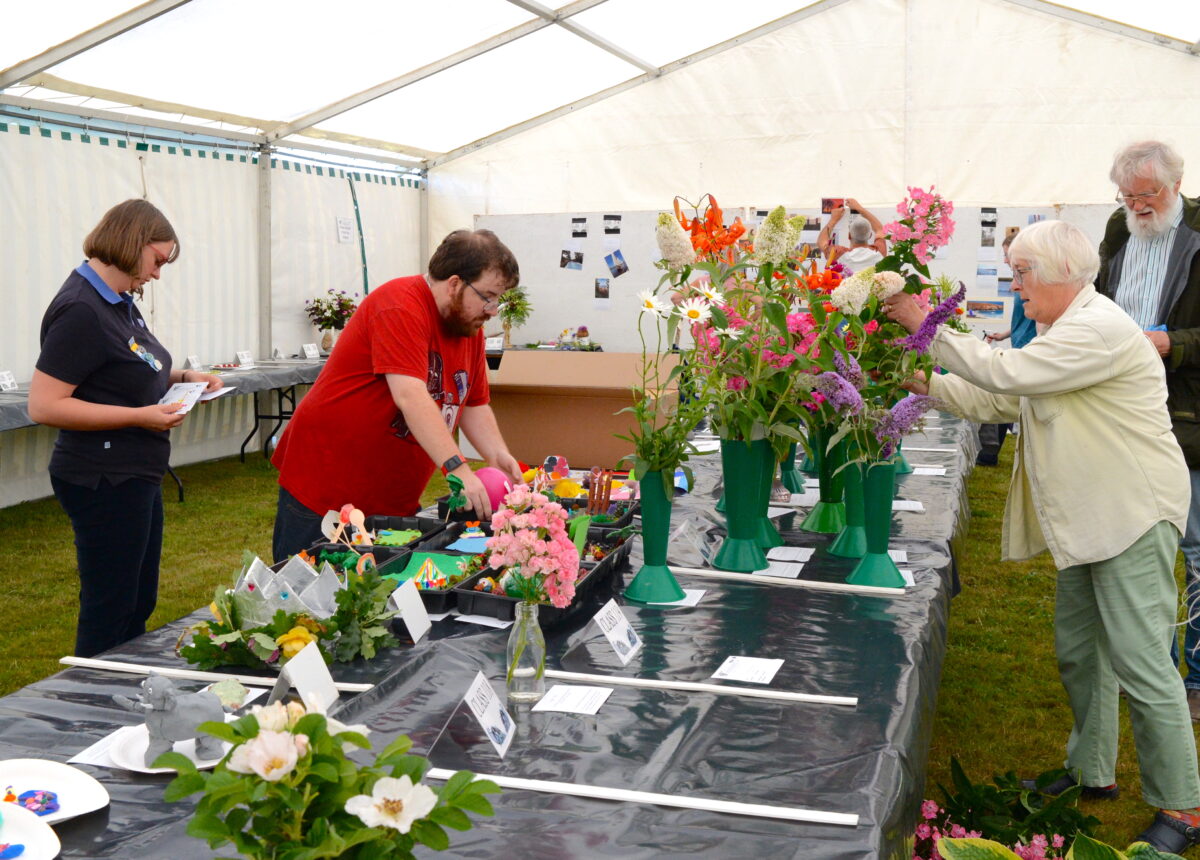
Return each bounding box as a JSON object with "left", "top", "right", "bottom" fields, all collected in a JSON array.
[{"left": 1056, "top": 520, "right": 1200, "bottom": 809}]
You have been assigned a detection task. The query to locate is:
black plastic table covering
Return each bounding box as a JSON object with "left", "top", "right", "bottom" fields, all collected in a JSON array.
[{"left": 0, "top": 416, "right": 977, "bottom": 859}]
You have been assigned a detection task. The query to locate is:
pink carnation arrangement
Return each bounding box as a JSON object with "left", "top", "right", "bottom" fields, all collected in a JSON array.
[{"left": 487, "top": 484, "right": 580, "bottom": 608}]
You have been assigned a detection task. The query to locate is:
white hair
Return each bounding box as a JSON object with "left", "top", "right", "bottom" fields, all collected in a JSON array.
[
  {"left": 1008, "top": 220, "right": 1099, "bottom": 288},
  {"left": 1110, "top": 140, "right": 1184, "bottom": 189},
  {"left": 847, "top": 216, "right": 873, "bottom": 244}
]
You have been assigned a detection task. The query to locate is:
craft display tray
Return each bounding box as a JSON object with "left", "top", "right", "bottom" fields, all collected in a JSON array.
[
  {"left": 381, "top": 521, "right": 496, "bottom": 614},
  {"left": 435, "top": 495, "right": 639, "bottom": 528}
]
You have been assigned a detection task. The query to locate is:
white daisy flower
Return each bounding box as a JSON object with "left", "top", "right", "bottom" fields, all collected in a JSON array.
[
  {"left": 677, "top": 297, "right": 712, "bottom": 325},
  {"left": 637, "top": 290, "right": 669, "bottom": 318}
]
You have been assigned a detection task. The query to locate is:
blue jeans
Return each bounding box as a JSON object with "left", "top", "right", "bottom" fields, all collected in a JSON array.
[
  {"left": 272, "top": 485, "right": 326, "bottom": 563},
  {"left": 53, "top": 475, "right": 163, "bottom": 658},
  {"left": 1170, "top": 468, "right": 1200, "bottom": 689}
]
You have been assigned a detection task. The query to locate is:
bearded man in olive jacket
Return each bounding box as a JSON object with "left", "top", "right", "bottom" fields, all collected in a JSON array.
[{"left": 1096, "top": 140, "right": 1200, "bottom": 719}]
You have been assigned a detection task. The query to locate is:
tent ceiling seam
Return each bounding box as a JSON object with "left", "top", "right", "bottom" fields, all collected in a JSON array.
[{"left": 505, "top": 0, "right": 659, "bottom": 75}]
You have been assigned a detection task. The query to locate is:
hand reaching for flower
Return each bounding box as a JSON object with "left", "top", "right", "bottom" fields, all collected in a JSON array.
[{"left": 883, "top": 292, "right": 928, "bottom": 334}]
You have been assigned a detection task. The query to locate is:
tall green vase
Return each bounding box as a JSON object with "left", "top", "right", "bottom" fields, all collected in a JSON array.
[
  {"left": 800, "top": 422, "right": 847, "bottom": 534},
  {"left": 780, "top": 441, "right": 804, "bottom": 493},
  {"left": 846, "top": 461, "right": 906, "bottom": 587},
  {"left": 714, "top": 440, "right": 768, "bottom": 572},
  {"left": 625, "top": 470, "right": 686, "bottom": 603},
  {"left": 753, "top": 439, "right": 783, "bottom": 548},
  {"left": 829, "top": 461, "right": 867, "bottom": 558}
]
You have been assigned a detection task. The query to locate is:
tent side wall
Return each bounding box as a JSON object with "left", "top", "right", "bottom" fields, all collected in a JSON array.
[{"left": 0, "top": 127, "right": 422, "bottom": 507}]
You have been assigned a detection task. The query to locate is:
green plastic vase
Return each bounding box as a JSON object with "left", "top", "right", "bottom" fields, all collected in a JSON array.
[
  {"left": 780, "top": 441, "right": 804, "bottom": 493},
  {"left": 846, "top": 461, "right": 906, "bottom": 587},
  {"left": 714, "top": 440, "right": 768, "bottom": 571},
  {"left": 892, "top": 440, "right": 913, "bottom": 476},
  {"left": 829, "top": 461, "right": 868, "bottom": 558},
  {"left": 753, "top": 439, "right": 783, "bottom": 548},
  {"left": 800, "top": 422, "right": 847, "bottom": 534},
  {"left": 624, "top": 469, "right": 686, "bottom": 603}
]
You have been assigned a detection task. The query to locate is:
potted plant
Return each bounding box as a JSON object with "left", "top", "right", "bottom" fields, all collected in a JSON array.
[
  {"left": 304, "top": 289, "right": 359, "bottom": 352},
  {"left": 496, "top": 285, "right": 532, "bottom": 348}
]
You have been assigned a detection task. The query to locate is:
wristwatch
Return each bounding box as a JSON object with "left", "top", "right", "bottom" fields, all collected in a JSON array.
[{"left": 442, "top": 454, "right": 465, "bottom": 473}]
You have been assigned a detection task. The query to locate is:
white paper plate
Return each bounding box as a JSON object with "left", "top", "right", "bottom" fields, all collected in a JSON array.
[
  {"left": 108, "top": 725, "right": 229, "bottom": 775},
  {"left": 0, "top": 801, "right": 61, "bottom": 859},
  {"left": 0, "top": 759, "right": 109, "bottom": 825}
]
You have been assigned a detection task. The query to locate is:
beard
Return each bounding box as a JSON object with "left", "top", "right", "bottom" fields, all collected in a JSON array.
[
  {"left": 442, "top": 289, "right": 486, "bottom": 337},
  {"left": 1125, "top": 200, "right": 1175, "bottom": 240}
]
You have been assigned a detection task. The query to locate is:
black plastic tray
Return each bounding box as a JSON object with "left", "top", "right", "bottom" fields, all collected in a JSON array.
[
  {"left": 381, "top": 551, "right": 472, "bottom": 615},
  {"left": 452, "top": 548, "right": 622, "bottom": 628},
  {"left": 434, "top": 494, "right": 639, "bottom": 528}
]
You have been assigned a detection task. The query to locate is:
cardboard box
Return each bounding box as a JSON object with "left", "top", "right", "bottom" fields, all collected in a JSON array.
[{"left": 485, "top": 351, "right": 678, "bottom": 469}]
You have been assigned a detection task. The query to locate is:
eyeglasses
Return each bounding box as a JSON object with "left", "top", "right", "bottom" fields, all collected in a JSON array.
[
  {"left": 463, "top": 280, "right": 501, "bottom": 311},
  {"left": 1011, "top": 265, "right": 1034, "bottom": 284},
  {"left": 1115, "top": 187, "right": 1164, "bottom": 206}
]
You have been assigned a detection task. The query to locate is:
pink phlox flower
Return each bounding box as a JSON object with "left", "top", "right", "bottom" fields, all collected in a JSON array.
[
  {"left": 1050, "top": 835, "right": 1064, "bottom": 848},
  {"left": 948, "top": 824, "right": 967, "bottom": 838},
  {"left": 787, "top": 312, "right": 816, "bottom": 335},
  {"left": 916, "top": 823, "right": 931, "bottom": 840},
  {"left": 727, "top": 376, "right": 748, "bottom": 391},
  {"left": 920, "top": 800, "right": 940, "bottom": 820},
  {"left": 864, "top": 320, "right": 880, "bottom": 335}
]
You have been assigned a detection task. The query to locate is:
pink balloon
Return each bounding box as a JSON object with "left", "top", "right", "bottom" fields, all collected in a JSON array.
[{"left": 475, "top": 467, "right": 514, "bottom": 511}]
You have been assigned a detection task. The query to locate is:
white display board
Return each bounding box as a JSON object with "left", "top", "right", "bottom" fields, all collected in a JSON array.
[{"left": 477, "top": 204, "right": 1116, "bottom": 351}]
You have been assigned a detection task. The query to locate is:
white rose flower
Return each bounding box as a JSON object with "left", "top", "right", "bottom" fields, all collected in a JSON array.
[
  {"left": 250, "top": 702, "right": 290, "bottom": 732},
  {"left": 227, "top": 729, "right": 301, "bottom": 782},
  {"left": 345, "top": 775, "right": 439, "bottom": 834},
  {"left": 655, "top": 213, "right": 696, "bottom": 268}
]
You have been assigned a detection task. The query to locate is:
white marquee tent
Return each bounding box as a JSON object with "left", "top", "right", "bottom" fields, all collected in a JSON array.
[{"left": 3, "top": 0, "right": 1200, "bottom": 504}]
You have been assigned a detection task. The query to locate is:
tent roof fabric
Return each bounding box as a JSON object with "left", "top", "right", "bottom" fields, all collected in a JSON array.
[{"left": 3, "top": 0, "right": 1198, "bottom": 166}]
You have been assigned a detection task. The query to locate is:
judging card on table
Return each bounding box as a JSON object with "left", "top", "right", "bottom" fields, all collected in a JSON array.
[
  {"left": 711, "top": 656, "right": 784, "bottom": 685},
  {"left": 648, "top": 589, "right": 706, "bottom": 608},
  {"left": 388, "top": 578, "right": 431, "bottom": 644},
  {"left": 532, "top": 684, "right": 614, "bottom": 715},
  {"left": 463, "top": 671, "right": 514, "bottom": 758},
  {"left": 592, "top": 599, "right": 641, "bottom": 665},
  {"left": 767, "top": 546, "right": 814, "bottom": 562},
  {"left": 269, "top": 640, "right": 339, "bottom": 713}
]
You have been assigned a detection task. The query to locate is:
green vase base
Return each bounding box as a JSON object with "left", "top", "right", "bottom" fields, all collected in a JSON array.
[
  {"left": 755, "top": 518, "right": 784, "bottom": 548},
  {"left": 780, "top": 468, "right": 804, "bottom": 494},
  {"left": 624, "top": 564, "right": 686, "bottom": 603},
  {"left": 713, "top": 537, "right": 768, "bottom": 572},
  {"left": 892, "top": 451, "right": 913, "bottom": 475},
  {"left": 801, "top": 457, "right": 817, "bottom": 476},
  {"left": 799, "top": 501, "right": 846, "bottom": 534},
  {"left": 715, "top": 493, "right": 726, "bottom": 513},
  {"left": 828, "top": 526, "right": 868, "bottom": 558},
  {"left": 846, "top": 552, "right": 907, "bottom": 587}
]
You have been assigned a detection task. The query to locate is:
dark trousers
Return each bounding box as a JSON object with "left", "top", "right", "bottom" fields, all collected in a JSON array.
[
  {"left": 976, "top": 422, "right": 1011, "bottom": 464},
  {"left": 272, "top": 485, "right": 326, "bottom": 564},
  {"left": 52, "top": 475, "right": 163, "bottom": 658}
]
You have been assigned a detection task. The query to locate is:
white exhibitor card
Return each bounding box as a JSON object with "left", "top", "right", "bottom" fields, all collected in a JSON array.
[
  {"left": 464, "top": 671, "right": 514, "bottom": 758},
  {"left": 888, "top": 549, "right": 909, "bottom": 563},
  {"left": 711, "top": 656, "right": 784, "bottom": 685},
  {"left": 912, "top": 467, "right": 947, "bottom": 476},
  {"left": 892, "top": 500, "right": 925, "bottom": 512},
  {"left": 592, "top": 599, "right": 641, "bottom": 665},
  {"left": 532, "top": 684, "right": 614, "bottom": 715},
  {"left": 302, "top": 343, "right": 320, "bottom": 359},
  {"left": 648, "top": 589, "right": 706, "bottom": 608},
  {"left": 158, "top": 382, "right": 206, "bottom": 414},
  {"left": 388, "top": 578, "right": 431, "bottom": 644},
  {"left": 768, "top": 546, "right": 814, "bottom": 562},
  {"left": 759, "top": 561, "right": 803, "bottom": 579},
  {"left": 184, "top": 355, "right": 202, "bottom": 370},
  {"left": 0, "top": 371, "right": 18, "bottom": 391},
  {"left": 236, "top": 350, "right": 255, "bottom": 367},
  {"left": 270, "top": 640, "right": 340, "bottom": 713}
]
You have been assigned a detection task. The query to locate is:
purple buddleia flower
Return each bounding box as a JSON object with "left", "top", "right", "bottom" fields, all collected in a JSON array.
[
  {"left": 875, "top": 395, "right": 942, "bottom": 458},
  {"left": 813, "top": 372, "right": 864, "bottom": 416},
  {"left": 832, "top": 351, "right": 865, "bottom": 389},
  {"left": 897, "top": 284, "right": 967, "bottom": 354}
]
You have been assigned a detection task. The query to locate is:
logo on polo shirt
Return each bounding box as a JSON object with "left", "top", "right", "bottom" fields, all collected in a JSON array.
[{"left": 128, "top": 336, "right": 163, "bottom": 372}]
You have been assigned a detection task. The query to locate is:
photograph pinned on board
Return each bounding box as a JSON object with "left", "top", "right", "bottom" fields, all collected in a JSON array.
[
  {"left": 594, "top": 278, "right": 610, "bottom": 299},
  {"left": 966, "top": 300, "right": 1004, "bottom": 319},
  {"left": 802, "top": 216, "right": 820, "bottom": 233},
  {"left": 572, "top": 217, "right": 588, "bottom": 238},
  {"left": 604, "top": 214, "right": 621, "bottom": 235},
  {"left": 997, "top": 277, "right": 1015, "bottom": 297},
  {"left": 977, "top": 265, "right": 998, "bottom": 291},
  {"left": 565, "top": 250, "right": 583, "bottom": 270},
  {"left": 605, "top": 249, "right": 629, "bottom": 278},
  {"left": 980, "top": 207, "right": 997, "bottom": 247},
  {"left": 821, "top": 197, "right": 845, "bottom": 214},
  {"left": 1028, "top": 214, "right": 1046, "bottom": 225}
]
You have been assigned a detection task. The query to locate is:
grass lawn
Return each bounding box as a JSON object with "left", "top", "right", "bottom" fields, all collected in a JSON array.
[{"left": 1, "top": 445, "right": 1197, "bottom": 854}]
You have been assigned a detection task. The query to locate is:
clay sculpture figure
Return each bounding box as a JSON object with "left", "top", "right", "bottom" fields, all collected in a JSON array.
[{"left": 113, "top": 674, "right": 227, "bottom": 766}]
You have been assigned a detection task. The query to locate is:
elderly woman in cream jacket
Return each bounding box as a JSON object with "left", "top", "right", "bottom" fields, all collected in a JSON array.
[{"left": 885, "top": 219, "right": 1200, "bottom": 853}]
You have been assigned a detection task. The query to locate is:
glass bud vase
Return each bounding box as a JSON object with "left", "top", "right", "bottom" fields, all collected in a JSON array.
[{"left": 506, "top": 601, "right": 546, "bottom": 703}]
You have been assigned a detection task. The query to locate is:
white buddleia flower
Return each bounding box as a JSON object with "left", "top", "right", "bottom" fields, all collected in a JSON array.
[
  {"left": 830, "top": 270, "right": 873, "bottom": 315},
  {"left": 754, "top": 206, "right": 799, "bottom": 267},
  {"left": 871, "top": 270, "right": 905, "bottom": 300},
  {"left": 655, "top": 213, "right": 696, "bottom": 269}
]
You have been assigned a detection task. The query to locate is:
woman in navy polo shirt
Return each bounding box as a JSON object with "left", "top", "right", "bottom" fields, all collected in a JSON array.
[{"left": 29, "top": 199, "right": 222, "bottom": 657}]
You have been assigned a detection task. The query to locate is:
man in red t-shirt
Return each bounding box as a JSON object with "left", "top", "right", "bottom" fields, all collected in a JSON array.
[{"left": 271, "top": 229, "right": 524, "bottom": 561}]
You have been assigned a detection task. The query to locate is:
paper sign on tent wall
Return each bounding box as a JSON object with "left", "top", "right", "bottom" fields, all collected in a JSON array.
[{"left": 336, "top": 216, "right": 355, "bottom": 243}]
